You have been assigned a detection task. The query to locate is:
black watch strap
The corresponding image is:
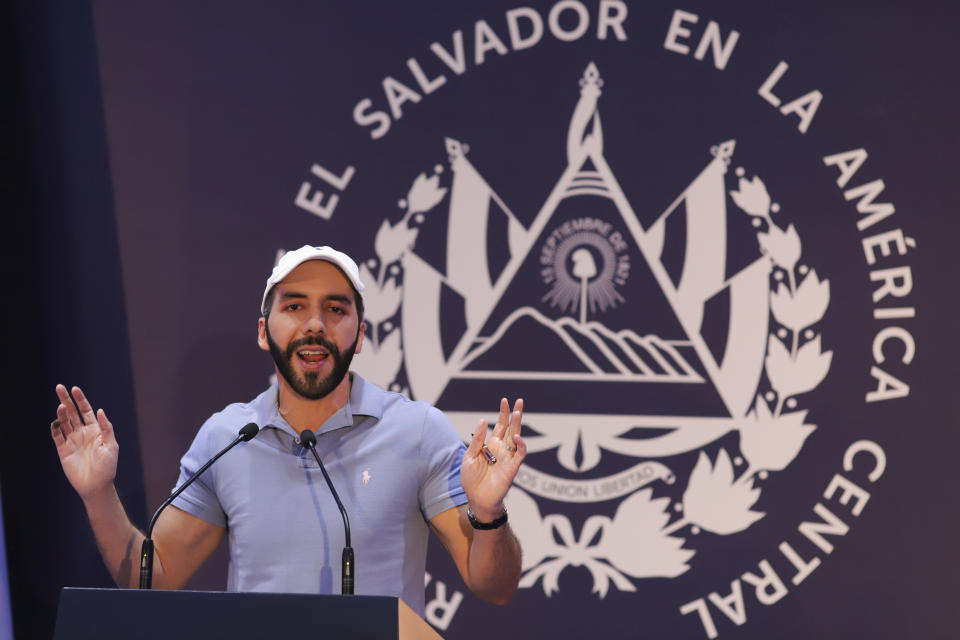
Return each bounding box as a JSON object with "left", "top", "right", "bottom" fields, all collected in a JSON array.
[{"left": 467, "top": 505, "right": 508, "bottom": 530}]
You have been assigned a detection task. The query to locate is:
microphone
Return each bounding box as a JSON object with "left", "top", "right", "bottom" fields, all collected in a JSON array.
[
  {"left": 139, "top": 422, "right": 259, "bottom": 589},
  {"left": 299, "top": 429, "right": 354, "bottom": 595}
]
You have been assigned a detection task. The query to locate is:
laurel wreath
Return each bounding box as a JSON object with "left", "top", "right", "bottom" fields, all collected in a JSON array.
[
  {"left": 350, "top": 160, "right": 830, "bottom": 597},
  {"left": 349, "top": 167, "right": 448, "bottom": 392}
]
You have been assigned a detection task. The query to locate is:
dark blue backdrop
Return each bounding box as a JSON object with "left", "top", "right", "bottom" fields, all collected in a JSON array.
[{"left": 3, "top": 1, "right": 958, "bottom": 639}]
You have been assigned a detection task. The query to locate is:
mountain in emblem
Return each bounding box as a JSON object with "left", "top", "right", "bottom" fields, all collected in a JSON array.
[{"left": 462, "top": 306, "right": 703, "bottom": 382}]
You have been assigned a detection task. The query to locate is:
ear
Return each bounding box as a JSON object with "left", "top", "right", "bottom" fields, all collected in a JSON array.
[
  {"left": 355, "top": 321, "right": 366, "bottom": 355},
  {"left": 257, "top": 316, "right": 269, "bottom": 352}
]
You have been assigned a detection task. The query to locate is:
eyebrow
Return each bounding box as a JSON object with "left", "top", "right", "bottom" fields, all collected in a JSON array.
[
  {"left": 324, "top": 294, "right": 353, "bottom": 306},
  {"left": 278, "top": 291, "right": 353, "bottom": 306}
]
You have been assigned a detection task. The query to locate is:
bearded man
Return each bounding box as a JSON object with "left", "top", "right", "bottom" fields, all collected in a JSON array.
[{"left": 51, "top": 245, "right": 525, "bottom": 614}]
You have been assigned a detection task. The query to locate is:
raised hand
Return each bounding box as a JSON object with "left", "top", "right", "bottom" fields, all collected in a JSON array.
[
  {"left": 461, "top": 398, "right": 526, "bottom": 521},
  {"left": 51, "top": 385, "right": 119, "bottom": 500}
]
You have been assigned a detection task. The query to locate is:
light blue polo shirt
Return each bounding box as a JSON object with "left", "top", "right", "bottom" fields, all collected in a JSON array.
[{"left": 171, "top": 374, "right": 467, "bottom": 615}]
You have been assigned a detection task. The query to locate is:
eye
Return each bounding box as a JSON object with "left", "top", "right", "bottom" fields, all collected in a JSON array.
[{"left": 284, "top": 302, "right": 303, "bottom": 311}]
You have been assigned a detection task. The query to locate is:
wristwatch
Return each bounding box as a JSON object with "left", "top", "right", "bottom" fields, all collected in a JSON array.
[{"left": 467, "top": 505, "right": 508, "bottom": 530}]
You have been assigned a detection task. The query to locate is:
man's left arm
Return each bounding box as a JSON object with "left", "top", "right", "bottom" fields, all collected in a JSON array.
[{"left": 430, "top": 398, "right": 526, "bottom": 604}]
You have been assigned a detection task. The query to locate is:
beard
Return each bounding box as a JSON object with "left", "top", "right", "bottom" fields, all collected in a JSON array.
[{"left": 266, "top": 328, "right": 358, "bottom": 400}]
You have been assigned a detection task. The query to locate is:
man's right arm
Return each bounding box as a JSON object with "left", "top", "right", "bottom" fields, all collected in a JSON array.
[{"left": 53, "top": 385, "right": 223, "bottom": 589}]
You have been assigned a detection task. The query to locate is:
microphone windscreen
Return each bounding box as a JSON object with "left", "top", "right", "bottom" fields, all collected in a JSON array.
[
  {"left": 238, "top": 422, "right": 260, "bottom": 441},
  {"left": 299, "top": 429, "right": 317, "bottom": 447}
]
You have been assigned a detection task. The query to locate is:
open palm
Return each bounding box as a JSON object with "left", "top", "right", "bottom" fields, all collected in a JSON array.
[
  {"left": 461, "top": 398, "right": 526, "bottom": 519},
  {"left": 51, "top": 385, "right": 119, "bottom": 499}
]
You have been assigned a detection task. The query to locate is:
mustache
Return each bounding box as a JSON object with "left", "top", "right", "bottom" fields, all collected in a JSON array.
[{"left": 285, "top": 335, "right": 340, "bottom": 358}]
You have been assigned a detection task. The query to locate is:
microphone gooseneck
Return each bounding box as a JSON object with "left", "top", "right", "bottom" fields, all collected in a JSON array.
[
  {"left": 138, "top": 422, "right": 259, "bottom": 589},
  {"left": 299, "top": 429, "right": 354, "bottom": 595}
]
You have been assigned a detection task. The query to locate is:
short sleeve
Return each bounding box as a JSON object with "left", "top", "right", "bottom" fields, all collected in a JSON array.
[
  {"left": 170, "top": 421, "right": 228, "bottom": 528},
  {"left": 418, "top": 406, "right": 468, "bottom": 521}
]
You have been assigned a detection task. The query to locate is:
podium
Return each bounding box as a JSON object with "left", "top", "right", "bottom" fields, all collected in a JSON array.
[{"left": 53, "top": 588, "right": 443, "bottom": 640}]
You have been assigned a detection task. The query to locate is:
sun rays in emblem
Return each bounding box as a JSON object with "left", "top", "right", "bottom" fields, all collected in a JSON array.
[{"left": 540, "top": 223, "right": 629, "bottom": 324}]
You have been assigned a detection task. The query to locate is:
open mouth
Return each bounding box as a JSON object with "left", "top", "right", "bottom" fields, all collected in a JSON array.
[{"left": 296, "top": 348, "right": 330, "bottom": 369}]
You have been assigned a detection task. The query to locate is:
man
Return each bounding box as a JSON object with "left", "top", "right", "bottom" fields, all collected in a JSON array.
[{"left": 51, "top": 245, "right": 525, "bottom": 613}]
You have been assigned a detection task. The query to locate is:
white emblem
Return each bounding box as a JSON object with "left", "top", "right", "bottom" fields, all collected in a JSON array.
[
  {"left": 350, "top": 62, "right": 832, "bottom": 596},
  {"left": 362, "top": 469, "right": 372, "bottom": 485}
]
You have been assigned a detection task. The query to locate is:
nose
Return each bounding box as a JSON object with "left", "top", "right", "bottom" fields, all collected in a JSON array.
[{"left": 302, "top": 307, "right": 326, "bottom": 334}]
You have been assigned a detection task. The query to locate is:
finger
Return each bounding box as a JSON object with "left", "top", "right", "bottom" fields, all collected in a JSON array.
[
  {"left": 50, "top": 419, "right": 66, "bottom": 446},
  {"left": 56, "top": 404, "right": 76, "bottom": 437},
  {"left": 498, "top": 435, "right": 527, "bottom": 476},
  {"left": 504, "top": 398, "right": 524, "bottom": 442},
  {"left": 491, "top": 397, "right": 510, "bottom": 440},
  {"left": 511, "top": 433, "right": 527, "bottom": 462},
  {"left": 71, "top": 386, "right": 97, "bottom": 425},
  {"left": 466, "top": 420, "right": 487, "bottom": 458},
  {"left": 97, "top": 409, "right": 115, "bottom": 443},
  {"left": 55, "top": 385, "right": 83, "bottom": 429}
]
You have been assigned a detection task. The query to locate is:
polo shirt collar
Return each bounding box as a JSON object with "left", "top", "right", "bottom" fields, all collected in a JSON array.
[{"left": 257, "top": 373, "right": 384, "bottom": 439}]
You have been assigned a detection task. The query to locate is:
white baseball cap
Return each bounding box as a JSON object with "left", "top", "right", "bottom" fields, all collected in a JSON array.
[{"left": 261, "top": 245, "right": 366, "bottom": 314}]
